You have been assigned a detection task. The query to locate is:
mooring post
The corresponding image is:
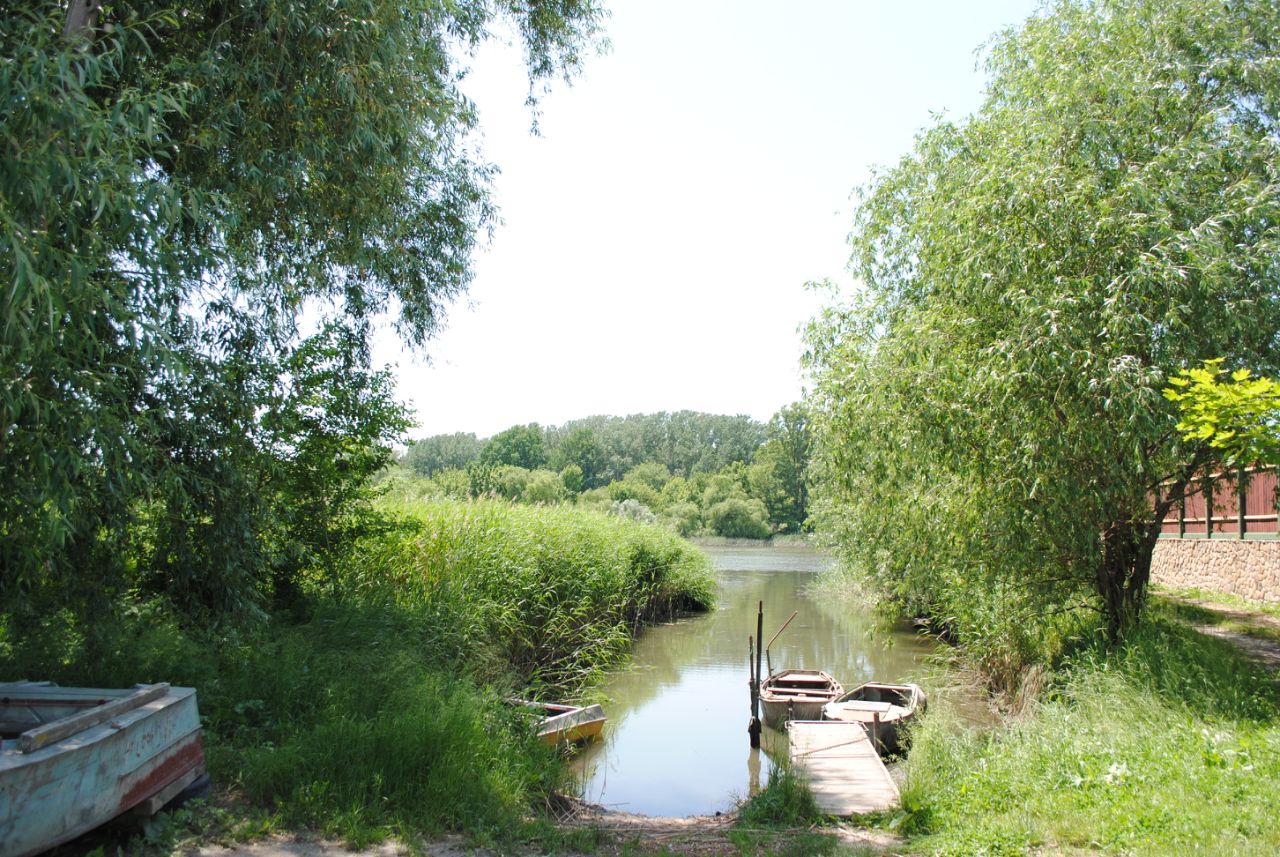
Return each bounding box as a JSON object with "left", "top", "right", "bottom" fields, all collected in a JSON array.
[{"left": 748, "top": 601, "right": 764, "bottom": 747}]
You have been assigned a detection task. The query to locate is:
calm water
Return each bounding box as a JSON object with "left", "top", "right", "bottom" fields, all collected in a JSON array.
[{"left": 571, "top": 543, "right": 935, "bottom": 816}]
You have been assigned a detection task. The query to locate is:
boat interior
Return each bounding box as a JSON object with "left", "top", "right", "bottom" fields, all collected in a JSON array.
[
  {"left": 853, "top": 684, "right": 914, "bottom": 707},
  {"left": 1, "top": 688, "right": 121, "bottom": 740}
]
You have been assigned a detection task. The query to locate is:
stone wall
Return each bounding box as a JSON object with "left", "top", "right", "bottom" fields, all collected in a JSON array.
[{"left": 1151, "top": 539, "right": 1280, "bottom": 602}]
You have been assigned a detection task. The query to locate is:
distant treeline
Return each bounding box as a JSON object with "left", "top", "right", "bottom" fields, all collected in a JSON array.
[{"left": 394, "top": 407, "right": 811, "bottom": 538}]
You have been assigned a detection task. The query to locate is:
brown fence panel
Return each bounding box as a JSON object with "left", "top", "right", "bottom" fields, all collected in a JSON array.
[
  {"left": 1158, "top": 467, "right": 1277, "bottom": 538},
  {"left": 1245, "top": 469, "right": 1278, "bottom": 534}
]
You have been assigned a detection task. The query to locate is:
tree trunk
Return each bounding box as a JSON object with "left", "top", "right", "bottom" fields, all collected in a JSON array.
[
  {"left": 64, "top": 0, "right": 101, "bottom": 43},
  {"left": 1098, "top": 518, "right": 1162, "bottom": 643}
]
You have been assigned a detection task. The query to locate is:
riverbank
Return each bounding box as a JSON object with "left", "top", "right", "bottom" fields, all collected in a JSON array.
[
  {"left": 31, "top": 534, "right": 1280, "bottom": 856},
  {"left": 8, "top": 500, "right": 717, "bottom": 854},
  {"left": 894, "top": 595, "right": 1280, "bottom": 855}
]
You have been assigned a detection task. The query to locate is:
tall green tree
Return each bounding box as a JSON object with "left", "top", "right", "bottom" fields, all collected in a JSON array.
[
  {"left": 403, "top": 433, "right": 484, "bottom": 477},
  {"left": 1, "top": 0, "right": 604, "bottom": 625},
  {"left": 807, "top": 0, "right": 1280, "bottom": 653},
  {"left": 548, "top": 426, "right": 608, "bottom": 488},
  {"left": 479, "top": 423, "right": 546, "bottom": 470},
  {"left": 748, "top": 404, "right": 812, "bottom": 533}
]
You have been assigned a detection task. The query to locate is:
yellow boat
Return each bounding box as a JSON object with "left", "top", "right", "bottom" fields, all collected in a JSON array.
[{"left": 511, "top": 700, "right": 606, "bottom": 746}]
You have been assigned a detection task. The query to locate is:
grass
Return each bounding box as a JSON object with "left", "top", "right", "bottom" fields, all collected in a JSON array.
[
  {"left": 729, "top": 765, "right": 845, "bottom": 856},
  {"left": 897, "top": 608, "right": 1280, "bottom": 855},
  {"left": 2, "top": 498, "right": 716, "bottom": 850},
  {"left": 1155, "top": 586, "right": 1280, "bottom": 620},
  {"left": 1154, "top": 586, "right": 1280, "bottom": 645}
]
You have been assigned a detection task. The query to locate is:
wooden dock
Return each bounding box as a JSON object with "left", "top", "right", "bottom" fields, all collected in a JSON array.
[{"left": 788, "top": 721, "right": 899, "bottom": 816}]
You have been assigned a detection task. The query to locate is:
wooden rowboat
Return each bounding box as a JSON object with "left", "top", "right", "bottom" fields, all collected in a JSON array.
[
  {"left": 759, "top": 669, "right": 843, "bottom": 730},
  {"left": 821, "top": 681, "right": 926, "bottom": 755},
  {"left": 0, "top": 681, "right": 206, "bottom": 857},
  {"left": 511, "top": 700, "right": 606, "bottom": 747}
]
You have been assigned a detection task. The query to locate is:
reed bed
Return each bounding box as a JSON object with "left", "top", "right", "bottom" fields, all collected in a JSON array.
[{"left": 1, "top": 498, "right": 716, "bottom": 845}]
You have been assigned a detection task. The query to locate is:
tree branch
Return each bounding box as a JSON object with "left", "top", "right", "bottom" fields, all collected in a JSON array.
[{"left": 64, "top": 0, "right": 101, "bottom": 44}]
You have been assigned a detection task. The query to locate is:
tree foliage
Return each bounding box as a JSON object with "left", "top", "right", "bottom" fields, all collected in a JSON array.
[
  {"left": 400, "top": 408, "right": 810, "bottom": 537},
  {"left": 1164, "top": 360, "right": 1280, "bottom": 467},
  {"left": 807, "top": 0, "right": 1280, "bottom": 656},
  {"left": 747, "top": 404, "right": 812, "bottom": 533},
  {"left": 479, "top": 423, "right": 546, "bottom": 470},
  {"left": 546, "top": 411, "right": 766, "bottom": 483},
  {"left": 402, "top": 433, "right": 483, "bottom": 477},
  {"left": 1, "top": 0, "right": 605, "bottom": 625}
]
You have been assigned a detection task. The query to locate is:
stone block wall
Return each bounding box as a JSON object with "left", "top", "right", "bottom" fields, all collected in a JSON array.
[{"left": 1151, "top": 539, "right": 1280, "bottom": 602}]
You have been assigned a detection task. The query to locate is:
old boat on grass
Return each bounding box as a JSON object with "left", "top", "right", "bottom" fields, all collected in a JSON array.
[
  {"left": 821, "top": 681, "right": 926, "bottom": 755},
  {"left": 0, "top": 681, "right": 206, "bottom": 857},
  {"left": 759, "top": 669, "right": 843, "bottom": 730},
  {"left": 511, "top": 700, "right": 606, "bottom": 747}
]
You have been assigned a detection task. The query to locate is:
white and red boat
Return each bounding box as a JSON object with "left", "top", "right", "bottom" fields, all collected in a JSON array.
[{"left": 0, "top": 681, "right": 206, "bottom": 857}]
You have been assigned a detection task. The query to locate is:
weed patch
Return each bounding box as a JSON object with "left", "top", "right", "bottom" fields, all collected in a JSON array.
[{"left": 900, "top": 615, "right": 1280, "bottom": 855}]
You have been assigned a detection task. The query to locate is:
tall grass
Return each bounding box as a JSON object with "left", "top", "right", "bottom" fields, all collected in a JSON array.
[
  {"left": 899, "top": 610, "right": 1280, "bottom": 856},
  {"left": 354, "top": 498, "right": 717, "bottom": 692},
  {"left": 0, "top": 498, "right": 716, "bottom": 844}
]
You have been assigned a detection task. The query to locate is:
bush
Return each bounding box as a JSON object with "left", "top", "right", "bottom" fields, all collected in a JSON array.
[
  {"left": 664, "top": 501, "right": 703, "bottom": 536},
  {"left": 708, "top": 497, "right": 771, "bottom": 539},
  {"left": 611, "top": 498, "right": 657, "bottom": 524},
  {"left": 522, "top": 469, "right": 569, "bottom": 505}
]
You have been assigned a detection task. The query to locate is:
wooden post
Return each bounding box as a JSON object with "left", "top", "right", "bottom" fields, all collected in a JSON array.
[
  {"left": 748, "top": 636, "right": 760, "bottom": 748},
  {"left": 1205, "top": 476, "right": 1214, "bottom": 538},
  {"left": 1238, "top": 465, "right": 1247, "bottom": 539},
  {"left": 756, "top": 601, "right": 764, "bottom": 687},
  {"left": 749, "top": 601, "right": 764, "bottom": 748},
  {"left": 872, "top": 710, "right": 880, "bottom": 753}
]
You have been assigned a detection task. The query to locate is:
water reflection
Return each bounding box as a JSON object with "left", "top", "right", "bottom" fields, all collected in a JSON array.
[{"left": 572, "top": 543, "right": 934, "bottom": 817}]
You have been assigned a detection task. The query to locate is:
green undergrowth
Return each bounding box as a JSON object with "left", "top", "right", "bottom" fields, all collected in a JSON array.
[
  {"left": 730, "top": 766, "right": 846, "bottom": 857},
  {"left": 897, "top": 608, "right": 1280, "bottom": 856},
  {"left": 736, "top": 765, "right": 826, "bottom": 828},
  {"left": 1154, "top": 587, "right": 1280, "bottom": 644},
  {"left": 1, "top": 499, "right": 715, "bottom": 847}
]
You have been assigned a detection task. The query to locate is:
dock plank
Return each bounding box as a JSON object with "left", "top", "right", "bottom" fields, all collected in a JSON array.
[{"left": 788, "top": 721, "right": 899, "bottom": 816}]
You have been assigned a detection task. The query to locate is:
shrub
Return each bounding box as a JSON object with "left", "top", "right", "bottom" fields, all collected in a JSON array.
[{"left": 708, "top": 497, "right": 771, "bottom": 539}]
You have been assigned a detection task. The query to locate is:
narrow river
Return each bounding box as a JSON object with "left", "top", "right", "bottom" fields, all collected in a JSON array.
[{"left": 571, "top": 542, "right": 936, "bottom": 817}]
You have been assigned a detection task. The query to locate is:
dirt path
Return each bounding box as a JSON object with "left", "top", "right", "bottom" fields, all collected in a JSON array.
[
  {"left": 184, "top": 815, "right": 902, "bottom": 857},
  {"left": 1162, "top": 593, "right": 1280, "bottom": 672}
]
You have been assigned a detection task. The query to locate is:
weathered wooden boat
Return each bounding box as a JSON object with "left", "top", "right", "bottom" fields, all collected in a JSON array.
[
  {"left": 821, "top": 681, "right": 926, "bottom": 755},
  {"left": 510, "top": 700, "right": 606, "bottom": 746},
  {"left": 0, "top": 681, "right": 206, "bottom": 857},
  {"left": 759, "top": 669, "right": 843, "bottom": 730}
]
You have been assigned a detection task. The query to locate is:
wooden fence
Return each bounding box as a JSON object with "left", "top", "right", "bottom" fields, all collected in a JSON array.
[{"left": 1159, "top": 466, "right": 1278, "bottom": 539}]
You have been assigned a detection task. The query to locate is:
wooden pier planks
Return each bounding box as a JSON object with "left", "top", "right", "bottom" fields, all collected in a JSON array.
[{"left": 788, "top": 720, "right": 899, "bottom": 816}]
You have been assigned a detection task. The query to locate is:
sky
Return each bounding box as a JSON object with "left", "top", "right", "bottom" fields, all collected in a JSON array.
[{"left": 374, "top": 0, "right": 1042, "bottom": 440}]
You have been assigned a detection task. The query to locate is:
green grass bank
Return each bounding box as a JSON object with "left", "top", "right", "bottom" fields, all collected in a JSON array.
[
  {"left": 897, "top": 600, "right": 1280, "bottom": 856},
  {"left": 0, "top": 499, "right": 715, "bottom": 845}
]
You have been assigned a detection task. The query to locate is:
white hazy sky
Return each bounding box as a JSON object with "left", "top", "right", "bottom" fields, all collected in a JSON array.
[{"left": 375, "top": 0, "right": 1041, "bottom": 440}]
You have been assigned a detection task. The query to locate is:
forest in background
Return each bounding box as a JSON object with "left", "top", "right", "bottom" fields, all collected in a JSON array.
[{"left": 393, "top": 406, "right": 813, "bottom": 539}]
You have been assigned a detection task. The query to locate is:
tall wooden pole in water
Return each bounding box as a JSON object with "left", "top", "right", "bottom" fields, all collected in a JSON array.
[{"left": 748, "top": 601, "right": 763, "bottom": 747}]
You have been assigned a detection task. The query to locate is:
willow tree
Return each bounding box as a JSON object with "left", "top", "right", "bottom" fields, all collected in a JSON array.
[
  {"left": 1, "top": 1, "right": 605, "bottom": 625},
  {"left": 806, "top": 0, "right": 1280, "bottom": 659}
]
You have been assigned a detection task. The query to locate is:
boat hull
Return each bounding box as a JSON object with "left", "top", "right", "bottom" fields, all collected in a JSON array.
[
  {"left": 0, "top": 683, "right": 205, "bottom": 857},
  {"left": 537, "top": 703, "right": 606, "bottom": 746},
  {"left": 759, "top": 670, "right": 843, "bottom": 730},
  {"left": 509, "top": 700, "right": 607, "bottom": 747},
  {"left": 821, "top": 682, "right": 925, "bottom": 755}
]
